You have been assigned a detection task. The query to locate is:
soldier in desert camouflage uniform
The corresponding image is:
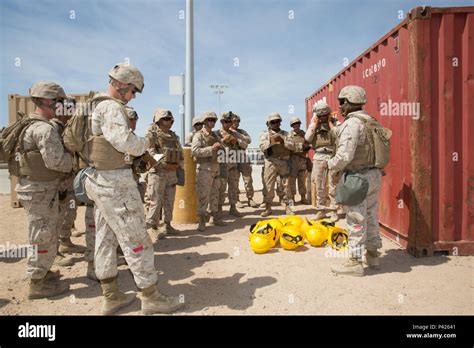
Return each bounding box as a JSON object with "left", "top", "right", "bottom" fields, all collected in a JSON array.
[
  {"left": 14, "top": 81, "right": 73, "bottom": 299},
  {"left": 328, "top": 85, "right": 384, "bottom": 277},
  {"left": 287, "top": 117, "right": 310, "bottom": 205},
  {"left": 191, "top": 111, "right": 225, "bottom": 231},
  {"left": 145, "top": 108, "right": 183, "bottom": 240},
  {"left": 84, "top": 63, "right": 184, "bottom": 315}
]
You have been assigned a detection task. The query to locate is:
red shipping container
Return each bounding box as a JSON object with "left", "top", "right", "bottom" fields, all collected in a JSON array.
[{"left": 306, "top": 6, "right": 474, "bottom": 256}]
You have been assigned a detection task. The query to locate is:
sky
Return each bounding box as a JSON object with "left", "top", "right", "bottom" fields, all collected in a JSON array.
[{"left": 1, "top": 0, "right": 472, "bottom": 144}]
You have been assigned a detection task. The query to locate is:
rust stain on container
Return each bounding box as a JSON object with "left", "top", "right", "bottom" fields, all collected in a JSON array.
[{"left": 305, "top": 6, "right": 474, "bottom": 256}]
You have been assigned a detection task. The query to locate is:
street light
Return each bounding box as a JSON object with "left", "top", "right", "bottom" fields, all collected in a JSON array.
[{"left": 209, "top": 84, "right": 229, "bottom": 115}]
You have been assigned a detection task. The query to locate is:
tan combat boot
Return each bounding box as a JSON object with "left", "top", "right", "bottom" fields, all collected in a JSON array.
[
  {"left": 331, "top": 258, "right": 364, "bottom": 277},
  {"left": 147, "top": 226, "right": 160, "bottom": 241},
  {"left": 236, "top": 201, "right": 246, "bottom": 209},
  {"left": 141, "top": 285, "right": 184, "bottom": 315},
  {"left": 87, "top": 261, "right": 98, "bottom": 281},
  {"left": 285, "top": 201, "right": 295, "bottom": 215},
  {"left": 210, "top": 213, "right": 227, "bottom": 226},
  {"left": 313, "top": 210, "right": 327, "bottom": 221},
  {"left": 365, "top": 250, "right": 381, "bottom": 270},
  {"left": 44, "top": 270, "right": 61, "bottom": 282},
  {"left": 59, "top": 237, "right": 86, "bottom": 254},
  {"left": 229, "top": 204, "right": 243, "bottom": 217},
  {"left": 327, "top": 211, "right": 339, "bottom": 223},
  {"left": 261, "top": 203, "right": 272, "bottom": 217},
  {"left": 259, "top": 202, "right": 267, "bottom": 208},
  {"left": 300, "top": 198, "right": 311, "bottom": 205},
  {"left": 100, "top": 277, "right": 136, "bottom": 315},
  {"left": 165, "top": 222, "right": 178, "bottom": 235},
  {"left": 28, "top": 277, "right": 69, "bottom": 300},
  {"left": 248, "top": 198, "right": 259, "bottom": 208},
  {"left": 54, "top": 252, "right": 75, "bottom": 267},
  {"left": 197, "top": 215, "right": 206, "bottom": 232}
]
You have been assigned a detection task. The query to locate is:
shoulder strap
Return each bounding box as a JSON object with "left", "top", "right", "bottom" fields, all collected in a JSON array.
[{"left": 17, "top": 117, "right": 52, "bottom": 154}]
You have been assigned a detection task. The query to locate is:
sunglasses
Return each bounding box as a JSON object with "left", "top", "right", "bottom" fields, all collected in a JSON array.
[
  {"left": 269, "top": 120, "right": 281, "bottom": 125},
  {"left": 291, "top": 122, "right": 301, "bottom": 126},
  {"left": 205, "top": 118, "right": 217, "bottom": 123},
  {"left": 162, "top": 117, "right": 173, "bottom": 121},
  {"left": 338, "top": 98, "right": 346, "bottom": 106},
  {"left": 130, "top": 86, "right": 139, "bottom": 95},
  {"left": 222, "top": 120, "right": 232, "bottom": 124}
]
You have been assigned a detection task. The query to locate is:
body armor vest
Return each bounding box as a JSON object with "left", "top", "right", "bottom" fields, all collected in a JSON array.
[{"left": 155, "top": 128, "right": 182, "bottom": 164}]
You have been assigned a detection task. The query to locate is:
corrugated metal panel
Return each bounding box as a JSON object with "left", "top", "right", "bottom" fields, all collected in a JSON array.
[
  {"left": 305, "top": 6, "right": 474, "bottom": 256},
  {"left": 7, "top": 93, "right": 89, "bottom": 208}
]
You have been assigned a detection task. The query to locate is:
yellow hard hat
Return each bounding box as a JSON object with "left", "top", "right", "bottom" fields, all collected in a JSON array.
[
  {"left": 282, "top": 215, "right": 304, "bottom": 229},
  {"left": 305, "top": 224, "right": 329, "bottom": 247},
  {"left": 327, "top": 227, "right": 348, "bottom": 250},
  {"left": 300, "top": 218, "right": 317, "bottom": 239},
  {"left": 250, "top": 235, "right": 273, "bottom": 254},
  {"left": 267, "top": 218, "right": 283, "bottom": 243},
  {"left": 249, "top": 220, "right": 278, "bottom": 247},
  {"left": 279, "top": 226, "right": 305, "bottom": 251}
]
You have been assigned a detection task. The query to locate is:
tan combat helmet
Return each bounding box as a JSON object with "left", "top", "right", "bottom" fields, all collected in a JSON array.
[
  {"left": 290, "top": 117, "right": 302, "bottom": 126},
  {"left": 313, "top": 101, "right": 331, "bottom": 116},
  {"left": 29, "top": 81, "right": 67, "bottom": 100},
  {"left": 153, "top": 108, "right": 173, "bottom": 123},
  {"left": 200, "top": 111, "right": 218, "bottom": 121},
  {"left": 337, "top": 85, "right": 367, "bottom": 105},
  {"left": 220, "top": 111, "right": 234, "bottom": 122},
  {"left": 192, "top": 116, "right": 203, "bottom": 126},
  {"left": 231, "top": 113, "right": 240, "bottom": 122},
  {"left": 108, "top": 63, "right": 145, "bottom": 93},
  {"left": 267, "top": 112, "right": 282, "bottom": 123}
]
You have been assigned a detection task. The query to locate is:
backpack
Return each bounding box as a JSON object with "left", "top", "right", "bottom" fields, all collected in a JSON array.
[
  {"left": 0, "top": 111, "right": 49, "bottom": 173},
  {"left": 62, "top": 91, "right": 119, "bottom": 168},
  {"left": 351, "top": 114, "right": 392, "bottom": 169}
]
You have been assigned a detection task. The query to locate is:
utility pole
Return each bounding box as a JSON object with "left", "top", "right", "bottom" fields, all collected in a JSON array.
[
  {"left": 209, "top": 84, "right": 229, "bottom": 116},
  {"left": 185, "top": 0, "right": 194, "bottom": 136}
]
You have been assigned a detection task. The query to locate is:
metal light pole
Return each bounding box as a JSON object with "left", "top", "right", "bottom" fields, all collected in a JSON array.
[
  {"left": 209, "top": 84, "right": 229, "bottom": 116},
  {"left": 185, "top": 0, "right": 194, "bottom": 136}
]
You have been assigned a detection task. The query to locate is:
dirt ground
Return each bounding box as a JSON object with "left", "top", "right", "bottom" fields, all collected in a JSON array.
[{"left": 0, "top": 192, "right": 472, "bottom": 316}]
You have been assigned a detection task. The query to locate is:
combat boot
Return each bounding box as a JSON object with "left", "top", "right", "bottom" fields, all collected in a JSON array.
[
  {"left": 157, "top": 225, "right": 167, "bottom": 240},
  {"left": 44, "top": 270, "right": 61, "bottom": 282},
  {"left": 313, "top": 210, "right": 327, "bottom": 221},
  {"left": 165, "top": 222, "right": 178, "bottom": 235},
  {"left": 210, "top": 214, "right": 227, "bottom": 226},
  {"left": 28, "top": 277, "right": 69, "bottom": 300},
  {"left": 141, "top": 285, "right": 184, "bottom": 315},
  {"left": 147, "top": 226, "right": 160, "bottom": 241},
  {"left": 300, "top": 198, "right": 310, "bottom": 205},
  {"left": 59, "top": 237, "right": 86, "bottom": 254},
  {"left": 259, "top": 202, "right": 267, "bottom": 208},
  {"left": 100, "top": 277, "right": 136, "bottom": 315},
  {"left": 54, "top": 252, "right": 75, "bottom": 267},
  {"left": 248, "top": 198, "right": 259, "bottom": 208},
  {"left": 365, "top": 250, "right": 381, "bottom": 270},
  {"left": 87, "top": 261, "right": 98, "bottom": 281},
  {"left": 71, "top": 230, "right": 85, "bottom": 238},
  {"left": 327, "top": 211, "right": 339, "bottom": 223},
  {"left": 236, "top": 201, "right": 246, "bottom": 209},
  {"left": 197, "top": 215, "right": 206, "bottom": 232},
  {"left": 331, "top": 258, "right": 364, "bottom": 277},
  {"left": 285, "top": 201, "right": 295, "bottom": 215},
  {"left": 229, "top": 204, "right": 243, "bottom": 217},
  {"left": 261, "top": 203, "right": 272, "bottom": 217}
]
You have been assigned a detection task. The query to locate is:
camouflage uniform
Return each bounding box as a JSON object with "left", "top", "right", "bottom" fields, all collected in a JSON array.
[
  {"left": 215, "top": 114, "right": 248, "bottom": 217},
  {"left": 259, "top": 113, "right": 299, "bottom": 216},
  {"left": 234, "top": 128, "right": 255, "bottom": 202},
  {"left": 145, "top": 109, "right": 183, "bottom": 238},
  {"left": 328, "top": 85, "right": 383, "bottom": 276},
  {"left": 288, "top": 126, "right": 309, "bottom": 203},
  {"left": 305, "top": 104, "right": 339, "bottom": 219},
  {"left": 16, "top": 113, "right": 73, "bottom": 281},
  {"left": 191, "top": 112, "right": 223, "bottom": 229},
  {"left": 185, "top": 117, "right": 203, "bottom": 147},
  {"left": 50, "top": 118, "right": 84, "bottom": 254},
  {"left": 83, "top": 98, "right": 157, "bottom": 289}
]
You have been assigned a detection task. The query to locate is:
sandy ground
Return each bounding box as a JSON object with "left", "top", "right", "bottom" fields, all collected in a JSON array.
[{"left": 0, "top": 191, "right": 472, "bottom": 316}]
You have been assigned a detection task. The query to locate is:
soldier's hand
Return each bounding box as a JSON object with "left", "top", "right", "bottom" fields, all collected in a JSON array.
[
  {"left": 212, "top": 142, "right": 223, "bottom": 151},
  {"left": 271, "top": 134, "right": 284, "bottom": 144},
  {"left": 302, "top": 144, "right": 311, "bottom": 152}
]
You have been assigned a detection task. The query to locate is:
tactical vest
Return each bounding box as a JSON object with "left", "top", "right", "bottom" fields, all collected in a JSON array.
[
  {"left": 289, "top": 130, "right": 307, "bottom": 156},
  {"left": 341, "top": 112, "right": 375, "bottom": 172},
  {"left": 218, "top": 129, "right": 240, "bottom": 151},
  {"left": 313, "top": 123, "right": 336, "bottom": 150},
  {"left": 155, "top": 128, "right": 183, "bottom": 164},
  {"left": 87, "top": 99, "right": 133, "bottom": 171},
  {"left": 195, "top": 129, "right": 220, "bottom": 163},
  {"left": 14, "top": 116, "right": 62, "bottom": 182},
  {"left": 268, "top": 131, "right": 291, "bottom": 158}
]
